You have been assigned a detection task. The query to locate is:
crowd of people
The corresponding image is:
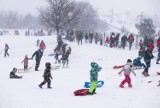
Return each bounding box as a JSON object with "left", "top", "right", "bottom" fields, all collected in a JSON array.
[{"left": 1, "top": 30, "right": 159, "bottom": 94}]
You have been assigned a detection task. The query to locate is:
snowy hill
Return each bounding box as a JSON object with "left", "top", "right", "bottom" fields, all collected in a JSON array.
[{"left": 0, "top": 35, "right": 160, "bottom": 108}]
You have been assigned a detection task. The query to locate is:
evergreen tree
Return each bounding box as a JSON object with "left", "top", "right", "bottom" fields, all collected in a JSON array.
[{"left": 135, "top": 18, "right": 156, "bottom": 38}]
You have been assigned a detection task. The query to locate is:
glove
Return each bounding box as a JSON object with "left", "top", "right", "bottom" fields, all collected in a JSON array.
[{"left": 118, "top": 72, "right": 122, "bottom": 76}]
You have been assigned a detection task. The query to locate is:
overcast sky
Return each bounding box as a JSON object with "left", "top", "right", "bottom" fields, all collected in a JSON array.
[{"left": 0, "top": 0, "right": 159, "bottom": 16}]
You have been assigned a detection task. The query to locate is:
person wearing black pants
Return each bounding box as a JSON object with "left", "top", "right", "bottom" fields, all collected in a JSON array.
[
  {"left": 32, "top": 49, "right": 43, "bottom": 71},
  {"left": 39, "top": 62, "right": 52, "bottom": 89},
  {"left": 142, "top": 48, "right": 154, "bottom": 76},
  {"left": 4, "top": 43, "right": 9, "bottom": 57}
]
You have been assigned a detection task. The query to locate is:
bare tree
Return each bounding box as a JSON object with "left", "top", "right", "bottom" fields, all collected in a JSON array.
[{"left": 39, "top": 0, "right": 82, "bottom": 38}]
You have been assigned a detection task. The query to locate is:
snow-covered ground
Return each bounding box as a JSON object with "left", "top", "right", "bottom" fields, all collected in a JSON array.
[{"left": 0, "top": 35, "right": 160, "bottom": 108}]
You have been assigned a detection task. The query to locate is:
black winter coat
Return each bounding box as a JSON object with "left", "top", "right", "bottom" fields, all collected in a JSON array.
[
  {"left": 144, "top": 49, "right": 154, "bottom": 62},
  {"left": 32, "top": 49, "right": 43, "bottom": 60},
  {"left": 43, "top": 67, "right": 52, "bottom": 79}
]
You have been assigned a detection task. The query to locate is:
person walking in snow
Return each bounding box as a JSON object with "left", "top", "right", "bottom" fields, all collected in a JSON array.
[
  {"left": 127, "top": 33, "right": 134, "bottom": 50},
  {"left": 39, "top": 40, "right": 46, "bottom": 52},
  {"left": 4, "top": 43, "right": 9, "bottom": 57},
  {"left": 118, "top": 59, "right": 136, "bottom": 88},
  {"left": 36, "top": 39, "right": 40, "bottom": 46},
  {"left": 32, "top": 49, "right": 43, "bottom": 71},
  {"left": 60, "top": 46, "right": 71, "bottom": 67},
  {"left": 156, "top": 47, "right": 160, "bottom": 64},
  {"left": 88, "top": 62, "right": 102, "bottom": 95},
  {"left": 121, "top": 35, "right": 127, "bottom": 49},
  {"left": 142, "top": 47, "right": 154, "bottom": 76},
  {"left": 21, "top": 55, "right": 32, "bottom": 71},
  {"left": 104, "top": 36, "right": 110, "bottom": 47},
  {"left": 39, "top": 62, "right": 53, "bottom": 89}
]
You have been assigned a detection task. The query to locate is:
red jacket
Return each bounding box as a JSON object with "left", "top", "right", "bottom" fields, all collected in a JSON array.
[
  {"left": 157, "top": 40, "right": 160, "bottom": 46},
  {"left": 148, "top": 43, "right": 154, "bottom": 50},
  {"left": 39, "top": 42, "right": 46, "bottom": 49},
  {"left": 128, "top": 35, "right": 134, "bottom": 43}
]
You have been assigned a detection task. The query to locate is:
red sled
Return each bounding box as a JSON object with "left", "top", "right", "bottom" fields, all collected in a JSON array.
[
  {"left": 157, "top": 72, "right": 160, "bottom": 75},
  {"left": 74, "top": 89, "right": 89, "bottom": 96},
  {"left": 113, "top": 65, "right": 124, "bottom": 69}
]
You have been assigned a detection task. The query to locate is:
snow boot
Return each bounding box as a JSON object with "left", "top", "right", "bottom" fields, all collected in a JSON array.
[
  {"left": 142, "top": 71, "right": 147, "bottom": 76},
  {"left": 145, "top": 72, "right": 150, "bottom": 76},
  {"left": 128, "top": 84, "right": 132, "bottom": 88},
  {"left": 39, "top": 85, "right": 42, "bottom": 88},
  {"left": 119, "top": 84, "right": 124, "bottom": 88},
  {"left": 47, "top": 86, "right": 52, "bottom": 89}
]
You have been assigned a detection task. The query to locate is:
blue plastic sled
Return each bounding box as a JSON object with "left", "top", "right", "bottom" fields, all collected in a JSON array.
[
  {"left": 84, "top": 80, "right": 104, "bottom": 88},
  {"left": 48, "top": 53, "right": 55, "bottom": 56}
]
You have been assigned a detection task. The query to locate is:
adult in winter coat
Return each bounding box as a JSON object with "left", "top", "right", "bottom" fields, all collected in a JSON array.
[
  {"left": 121, "top": 35, "right": 127, "bottom": 49},
  {"left": 147, "top": 41, "right": 154, "bottom": 52},
  {"left": 156, "top": 37, "right": 160, "bottom": 49},
  {"left": 84, "top": 33, "right": 89, "bottom": 43},
  {"left": 77, "top": 31, "right": 83, "bottom": 45},
  {"left": 39, "top": 62, "right": 53, "bottom": 89},
  {"left": 139, "top": 39, "right": 144, "bottom": 49},
  {"left": 104, "top": 36, "right": 110, "bottom": 47},
  {"left": 10, "top": 68, "right": 22, "bottom": 79},
  {"left": 127, "top": 33, "right": 134, "bottom": 50},
  {"left": 32, "top": 49, "right": 43, "bottom": 71},
  {"left": 143, "top": 36, "right": 149, "bottom": 48},
  {"left": 110, "top": 32, "right": 115, "bottom": 48},
  {"left": 118, "top": 59, "right": 136, "bottom": 88},
  {"left": 88, "top": 62, "right": 102, "bottom": 95},
  {"left": 4, "top": 43, "right": 9, "bottom": 57},
  {"left": 39, "top": 40, "right": 46, "bottom": 52},
  {"left": 156, "top": 48, "right": 160, "bottom": 64},
  {"left": 138, "top": 46, "right": 145, "bottom": 57},
  {"left": 142, "top": 47, "right": 154, "bottom": 76},
  {"left": 89, "top": 33, "right": 93, "bottom": 44}
]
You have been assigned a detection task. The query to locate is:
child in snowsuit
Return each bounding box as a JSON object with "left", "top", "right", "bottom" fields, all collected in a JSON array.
[
  {"left": 59, "top": 45, "right": 71, "bottom": 67},
  {"left": 142, "top": 47, "right": 154, "bottom": 76},
  {"left": 119, "top": 59, "right": 136, "bottom": 88},
  {"left": 88, "top": 62, "right": 102, "bottom": 95},
  {"left": 54, "top": 48, "right": 60, "bottom": 64},
  {"left": 21, "top": 55, "right": 32, "bottom": 71},
  {"left": 10, "top": 68, "right": 22, "bottom": 79},
  {"left": 61, "top": 48, "right": 71, "bottom": 67},
  {"left": 133, "top": 56, "right": 146, "bottom": 69},
  {"left": 39, "top": 62, "right": 53, "bottom": 89}
]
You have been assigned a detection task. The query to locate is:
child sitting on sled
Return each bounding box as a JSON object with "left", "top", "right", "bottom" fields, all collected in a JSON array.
[
  {"left": 10, "top": 68, "right": 22, "bottom": 79},
  {"left": 118, "top": 59, "right": 136, "bottom": 88},
  {"left": 133, "top": 56, "right": 146, "bottom": 69}
]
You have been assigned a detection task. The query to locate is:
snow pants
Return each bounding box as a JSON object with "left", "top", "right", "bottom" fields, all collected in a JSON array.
[
  {"left": 121, "top": 75, "right": 131, "bottom": 86},
  {"left": 35, "top": 59, "right": 41, "bottom": 70},
  {"left": 39, "top": 77, "right": 51, "bottom": 88}
]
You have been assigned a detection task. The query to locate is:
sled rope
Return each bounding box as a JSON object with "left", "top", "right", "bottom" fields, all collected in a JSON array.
[{"left": 103, "top": 74, "right": 118, "bottom": 81}]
